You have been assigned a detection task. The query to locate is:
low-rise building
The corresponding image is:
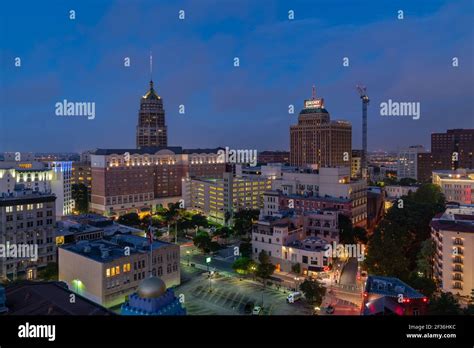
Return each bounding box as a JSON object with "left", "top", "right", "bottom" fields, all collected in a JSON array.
[
  {"left": 252, "top": 210, "right": 339, "bottom": 277},
  {"left": 432, "top": 169, "right": 474, "bottom": 205},
  {"left": 362, "top": 275, "right": 429, "bottom": 315},
  {"left": 58, "top": 234, "right": 180, "bottom": 308}
]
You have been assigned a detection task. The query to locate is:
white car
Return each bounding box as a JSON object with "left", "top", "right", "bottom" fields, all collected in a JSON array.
[{"left": 252, "top": 306, "right": 262, "bottom": 315}]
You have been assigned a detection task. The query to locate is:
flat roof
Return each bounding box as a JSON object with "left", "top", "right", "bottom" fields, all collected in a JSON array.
[
  {"left": 365, "top": 275, "right": 425, "bottom": 299},
  {"left": 4, "top": 281, "right": 113, "bottom": 315},
  {"left": 60, "top": 234, "right": 173, "bottom": 263}
]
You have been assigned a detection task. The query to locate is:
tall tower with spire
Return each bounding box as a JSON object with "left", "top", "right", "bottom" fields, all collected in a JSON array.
[{"left": 136, "top": 53, "right": 168, "bottom": 148}]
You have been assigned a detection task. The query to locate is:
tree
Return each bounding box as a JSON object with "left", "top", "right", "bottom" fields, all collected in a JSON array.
[
  {"left": 407, "top": 273, "right": 437, "bottom": 298},
  {"left": 233, "top": 209, "right": 259, "bottom": 236},
  {"left": 232, "top": 257, "right": 254, "bottom": 274},
  {"left": 363, "top": 220, "right": 410, "bottom": 280},
  {"left": 353, "top": 226, "right": 368, "bottom": 244},
  {"left": 239, "top": 241, "right": 252, "bottom": 258},
  {"left": 299, "top": 279, "right": 326, "bottom": 306},
  {"left": 38, "top": 263, "right": 58, "bottom": 281},
  {"left": 191, "top": 213, "right": 208, "bottom": 230},
  {"left": 117, "top": 213, "right": 140, "bottom": 227},
  {"left": 398, "top": 178, "right": 417, "bottom": 186},
  {"left": 214, "top": 226, "right": 233, "bottom": 239},
  {"left": 256, "top": 250, "right": 276, "bottom": 281},
  {"left": 416, "top": 239, "right": 435, "bottom": 278},
  {"left": 428, "top": 292, "right": 463, "bottom": 315},
  {"left": 72, "top": 183, "right": 89, "bottom": 214},
  {"left": 193, "top": 232, "right": 212, "bottom": 253}
]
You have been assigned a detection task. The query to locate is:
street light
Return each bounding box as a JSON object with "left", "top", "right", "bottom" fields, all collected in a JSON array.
[
  {"left": 186, "top": 250, "right": 190, "bottom": 266},
  {"left": 206, "top": 257, "right": 212, "bottom": 292}
]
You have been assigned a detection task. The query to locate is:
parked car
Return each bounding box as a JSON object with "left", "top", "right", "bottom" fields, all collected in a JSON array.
[
  {"left": 252, "top": 306, "right": 262, "bottom": 315},
  {"left": 286, "top": 292, "right": 302, "bottom": 303},
  {"left": 244, "top": 302, "right": 254, "bottom": 314}
]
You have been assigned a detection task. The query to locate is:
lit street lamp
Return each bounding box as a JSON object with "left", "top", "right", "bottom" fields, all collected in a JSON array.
[{"left": 186, "top": 250, "right": 190, "bottom": 266}]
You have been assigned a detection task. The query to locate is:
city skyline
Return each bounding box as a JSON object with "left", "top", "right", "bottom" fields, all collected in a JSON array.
[{"left": 1, "top": 0, "right": 473, "bottom": 153}]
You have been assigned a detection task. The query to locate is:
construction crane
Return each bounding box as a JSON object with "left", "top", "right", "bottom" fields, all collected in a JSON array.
[{"left": 356, "top": 85, "right": 369, "bottom": 179}]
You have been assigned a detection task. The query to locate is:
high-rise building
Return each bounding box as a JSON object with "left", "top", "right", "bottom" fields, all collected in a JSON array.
[
  {"left": 290, "top": 88, "right": 352, "bottom": 168},
  {"left": 417, "top": 129, "right": 474, "bottom": 182},
  {"left": 431, "top": 129, "right": 474, "bottom": 170},
  {"left": 397, "top": 145, "right": 426, "bottom": 181},
  {"left": 182, "top": 172, "right": 271, "bottom": 225},
  {"left": 136, "top": 80, "right": 168, "bottom": 148},
  {"left": 431, "top": 204, "right": 474, "bottom": 299}
]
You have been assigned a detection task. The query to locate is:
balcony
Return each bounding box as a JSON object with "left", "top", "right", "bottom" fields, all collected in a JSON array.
[
  {"left": 452, "top": 267, "right": 463, "bottom": 273},
  {"left": 453, "top": 258, "right": 463, "bottom": 265},
  {"left": 452, "top": 276, "right": 463, "bottom": 282},
  {"left": 453, "top": 239, "right": 463, "bottom": 246}
]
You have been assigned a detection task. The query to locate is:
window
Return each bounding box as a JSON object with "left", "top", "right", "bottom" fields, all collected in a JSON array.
[
  {"left": 106, "top": 268, "right": 111, "bottom": 277},
  {"left": 6, "top": 206, "right": 13, "bottom": 213},
  {"left": 110, "top": 267, "right": 115, "bottom": 276},
  {"left": 302, "top": 256, "right": 308, "bottom": 264},
  {"left": 123, "top": 263, "right": 131, "bottom": 272},
  {"left": 115, "top": 266, "right": 120, "bottom": 275}
]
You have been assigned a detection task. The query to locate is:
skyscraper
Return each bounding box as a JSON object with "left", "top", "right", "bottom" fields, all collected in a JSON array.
[
  {"left": 290, "top": 87, "right": 352, "bottom": 168},
  {"left": 136, "top": 80, "right": 168, "bottom": 148}
]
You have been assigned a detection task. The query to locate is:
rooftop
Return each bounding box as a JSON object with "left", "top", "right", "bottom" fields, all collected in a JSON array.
[
  {"left": 92, "top": 147, "right": 223, "bottom": 156},
  {"left": 3, "top": 281, "right": 113, "bottom": 315},
  {"left": 60, "top": 234, "right": 172, "bottom": 263},
  {"left": 364, "top": 275, "right": 426, "bottom": 299},
  {"left": 430, "top": 204, "right": 474, "bottom": 233}
]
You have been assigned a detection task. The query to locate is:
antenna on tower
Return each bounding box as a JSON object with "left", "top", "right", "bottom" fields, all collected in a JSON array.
[
  {"left": 312, "top": 84, "right": 316, "bottom": 100},
  {"left": 149, "top": 51, "right": 153, "bottom": 80}
]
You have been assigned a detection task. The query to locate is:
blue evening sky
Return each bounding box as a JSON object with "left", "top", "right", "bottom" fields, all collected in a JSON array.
[{"left": 1, "top": 0, "right": 473, "bottom": 153}]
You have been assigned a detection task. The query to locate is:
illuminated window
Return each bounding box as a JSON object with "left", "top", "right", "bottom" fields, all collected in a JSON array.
[
  {"left": 115, "top": 266, "right": 120, "bottom": 275},
  {"left": 6, "top": 206, "right": 13, "bottom": 213},
  {"left": 111, "top": 267, "right": 115, "bottom": 276},
  {"left": 123, "top": 263, "right": 131, "bottom": 272},
  {"left": 106, "top": 268, "right": 111, "bottom": 277}
]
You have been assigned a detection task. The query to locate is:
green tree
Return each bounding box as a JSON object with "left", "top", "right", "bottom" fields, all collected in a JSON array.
[
  {"left": 232, "top": 257, "right": 254, "bottom": 274},
  {"left": 256, "top": 250, "right": 276, "bottom": 282},
  {"left": 299, "top": 279, "right": 326, "bottom": 306},
  {"left": 407, "top": 273, "right": 437, "bottom": 298},
  {"left": 71, "top": 183, "right": 89, "bottom": 214},
  {"left": 191, "top": 213, "right": 208, "bottom": 230},
  {"left": 364, "top": 220, "right": 410, "bottom": 280},
  {"left": 239, "top": 240, "right": 252, "bottom": 258},
  {"left": 193, "top": 232, "right": 212, "bottom": 252},
  {"left": 233, "top": 209, "right": 259, "bottom": 236},
  {"left": 38, "top": 263, "right": 58, "bottom": 281},
  {"left": 117, "top": 212, "right": 141, "bottom": 227},
  {"left": 428, "top": 292, "right": 462, "bottom": 315},
  {"left": 416, "top": 239, "right": 435, "bottom": 278},
  {"left": 353, "top": 226, "right": 368, "bottom": 244}
]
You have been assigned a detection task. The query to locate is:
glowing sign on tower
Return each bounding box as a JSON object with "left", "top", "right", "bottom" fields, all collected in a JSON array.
[{"left": 304, "top": 84, "right": 325, "bottom": 109}]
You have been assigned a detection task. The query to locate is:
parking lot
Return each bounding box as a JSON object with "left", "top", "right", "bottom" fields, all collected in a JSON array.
[{"left": 176, "top": 265, "right": 313, "bottom": 315}]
